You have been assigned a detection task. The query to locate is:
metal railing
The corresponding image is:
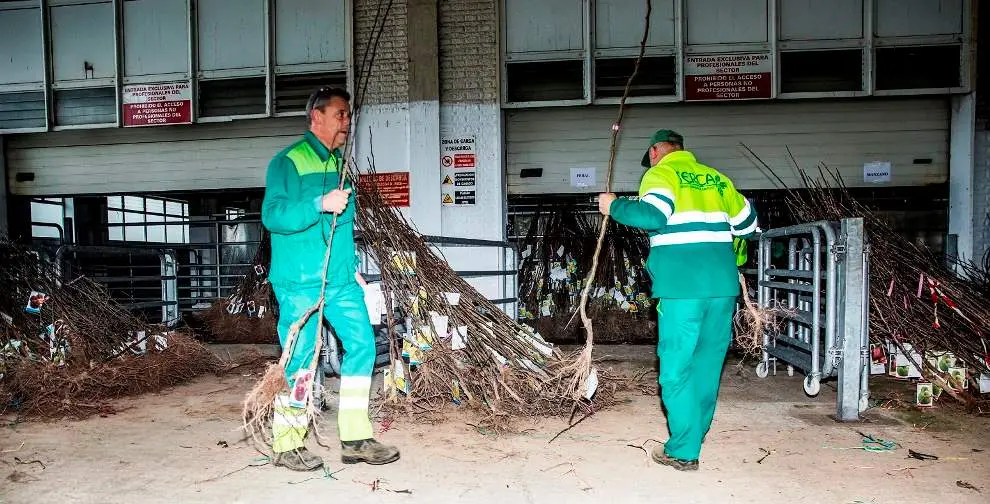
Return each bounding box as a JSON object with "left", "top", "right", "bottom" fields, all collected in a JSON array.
[
  {"left": 171, "top": 218, "right": 519, "bottom": 317},
  {"left": 54, "top": 244, "right": 180, "bottom": 326},
  {"left": 30, "top": 222, "right": 65, "bottom": 244},
  {"left": 753, "top": 217, "right": 870, "bottom": 421},
  {"left": 356, "top": 234, "right": 519, "bottom": 317},
  {"left": 46, "top": 214, "right": 519, "bottom": 323},
  {"left": 176, "top": 216, "right": 263, "bottom": 312}
]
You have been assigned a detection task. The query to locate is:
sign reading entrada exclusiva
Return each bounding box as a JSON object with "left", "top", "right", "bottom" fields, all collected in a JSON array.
[
  {"left": 684, "top": 53, "right": 772, "bottom": 101},
  {"left": 122, "top": 82, "right": 193, "bottom": 127}
]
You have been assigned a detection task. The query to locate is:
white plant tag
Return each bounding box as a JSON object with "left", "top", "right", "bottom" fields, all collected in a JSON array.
[
  {"left": 444, "top": 292, "right": 461, "bottom": 306},
  {"left": 584, "top": 367, "right": 599, "bottom": 400},
  {"left": 452, "top": 326, "right": 468, "bottom": 350}
]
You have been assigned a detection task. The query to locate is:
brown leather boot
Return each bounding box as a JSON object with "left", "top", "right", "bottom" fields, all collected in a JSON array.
[
  {"left": 651, "top": 445, "right": 699, "bottom": 471},
  {"left": 273, "top": 447, "right": 324, "bottom": 471},
  {"left": 340, "top": 439, "right": 400, "bottom": 465}
]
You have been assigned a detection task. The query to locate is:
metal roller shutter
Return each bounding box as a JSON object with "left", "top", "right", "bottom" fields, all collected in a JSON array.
[
  {"left": 6, "top": 117, "right": 304, "bottom": 196},
  {"left": 506, "top": 97, "right": 949, "bottom": 195}
]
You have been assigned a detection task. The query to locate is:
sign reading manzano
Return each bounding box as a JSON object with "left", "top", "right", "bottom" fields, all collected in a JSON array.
[
  {"left": 684, "top": 53, "right": 772, "bottom": 101},
  {"left": 122, "top": 82, "right": 193, "bottom": 127}
]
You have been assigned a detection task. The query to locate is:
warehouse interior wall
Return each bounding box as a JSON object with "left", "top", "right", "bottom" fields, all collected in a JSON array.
[{"left": 406, "top": 0, "right": 442, "bottom": 236}]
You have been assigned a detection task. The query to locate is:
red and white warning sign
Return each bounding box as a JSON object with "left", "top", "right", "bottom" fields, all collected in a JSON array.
[
  {"left": 440, "top": 135, "right": 476, "bottom": 206},
  {"left": 122, "top": 82, "right": 193, "bottom": 127},
  {"left": 684, "top": 53, "right": 772, "bottom": 101},
  {"left": 358, "top": 171, "right": 410, "bottom": 207},
  {"left": 453, "top": 153, "right": 475, "bottom": 168}
]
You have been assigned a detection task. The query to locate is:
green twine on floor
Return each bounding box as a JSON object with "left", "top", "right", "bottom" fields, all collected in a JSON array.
[{"left": 821, "top": 432, "right": 899, "bottom": 453}]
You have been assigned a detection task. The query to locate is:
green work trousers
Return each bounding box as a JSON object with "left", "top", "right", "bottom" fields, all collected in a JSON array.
[
  {"left": 656, "top": 296, "right": 735, "bottom": 461},
  {"left": 271, "top": 281, "right": 376, "bottom": 453}
]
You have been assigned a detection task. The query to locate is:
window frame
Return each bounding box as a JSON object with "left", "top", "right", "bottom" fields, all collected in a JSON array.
[
  {"left": 0, "top": 0, "right": 354, "bottom": 133},
  {"left": 499, "top": 0, "right": 974, "bottom": 109},
  {"left": 106, "top": 194, "right": 190, "bottom": 244}
]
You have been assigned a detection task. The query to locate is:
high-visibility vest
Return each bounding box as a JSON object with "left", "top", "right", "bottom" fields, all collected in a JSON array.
[{"left": 610, "top": 150, "right": 758, "bottom": 299}]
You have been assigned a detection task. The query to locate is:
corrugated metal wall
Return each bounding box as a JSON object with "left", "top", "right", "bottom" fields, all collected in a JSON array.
[
  {"left": 6, "top": 117, "right": 304, "bottom": 196},
  {"left": 506, "top": 97, "right": 950, "bottom": 194}
]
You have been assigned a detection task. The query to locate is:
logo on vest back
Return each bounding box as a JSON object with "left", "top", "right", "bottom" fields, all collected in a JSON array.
[{"left": 677, "top": 171, "right": 727, "bottom": 196}]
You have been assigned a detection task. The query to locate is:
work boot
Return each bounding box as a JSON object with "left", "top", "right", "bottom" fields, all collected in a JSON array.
[
  {"left": 651, "top": 446, "right": 699, "bottom": 471},
  {"left": 273, "top": 447, "right": 324, "bottom": 471},
  {"left": 340, "top": 438, "right": 400, "bottom": 465}
]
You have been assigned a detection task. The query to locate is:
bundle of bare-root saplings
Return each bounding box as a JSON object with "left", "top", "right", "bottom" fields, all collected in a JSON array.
[
  {"left": 761, "top": 160, "right": 990, "bottom": 407},
  {"left": 353, "top": 170, "right": 626, "bottom": 430},
  {"left": 0, "top": 237, "right": 222, "bottom": 419},
  {"left": 197, "top": 230, "right": 279, "bottom": 344},
  {"left": 514, "top": 202, "right": 655, "bottom": 345}
]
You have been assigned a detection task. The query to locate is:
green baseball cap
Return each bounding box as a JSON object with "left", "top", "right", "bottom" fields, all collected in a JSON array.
[{"left": 641, "top": 129, "right": 684, "bottom": 167}]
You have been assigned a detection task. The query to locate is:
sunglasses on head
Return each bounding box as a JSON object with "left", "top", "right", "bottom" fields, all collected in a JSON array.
[{"left": 306, "top": 86, "right": 350, "bottom": 113}]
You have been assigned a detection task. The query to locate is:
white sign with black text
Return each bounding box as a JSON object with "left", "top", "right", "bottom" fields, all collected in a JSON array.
[
  {"left": 863, "top": 161, "right": 892, "bottom": 183},
  {"left": 441, "top": 135, "right": 477, "bottom": 206},
  {"left": 570, "top": 167, "right": 597, "bottom": 189}
]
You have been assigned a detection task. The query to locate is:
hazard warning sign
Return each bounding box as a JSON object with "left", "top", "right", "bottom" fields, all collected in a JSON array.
[
  {"left": 440, "top": 134, "right": 476, "bottom": 206},
  {"left": 358, "top": 171, "right": 410, "bottom": 207}
]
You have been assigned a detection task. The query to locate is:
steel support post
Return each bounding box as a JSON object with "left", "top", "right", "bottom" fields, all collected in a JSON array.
[{"left": 836, "top": 218, "right": 867, "bottom": 421}]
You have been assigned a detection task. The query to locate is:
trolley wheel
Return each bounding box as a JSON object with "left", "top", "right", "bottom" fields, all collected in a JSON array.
[
  {"left": 787, "top": 365, "right": 795, "bottom": 377},
  {"left": 755, "top": 361, "right": 770, "bottom": 378},
  {"left": 803, "top": 375, "right": 821, "bottom": 396}
]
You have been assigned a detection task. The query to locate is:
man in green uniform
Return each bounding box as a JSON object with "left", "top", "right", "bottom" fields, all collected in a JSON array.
[
  {"left": 598, "top": 130, "right": 758, "bottom": 471},
  {"left": 261, "top": 87, "right": 400, "bottom": 471}
]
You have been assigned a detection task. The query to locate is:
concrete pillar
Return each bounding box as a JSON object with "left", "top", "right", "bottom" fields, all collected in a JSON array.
[
  {"left": 406, "top": 0, "right": 442, "bottom": 236},
  {"left": 0, "top": 135, "right": 8, "bottom": 237},
  {"left": 437, "top": 0, "right": 503, "bottom": 242},
  {"left": 435, "top": 0, "right": 507, "bottom": 306},
  {"left": 407, "top": 0, "right": 439, "bottom": 104},
  {"left": 949, "top": 92, "right": 976, "bottom": 266}
]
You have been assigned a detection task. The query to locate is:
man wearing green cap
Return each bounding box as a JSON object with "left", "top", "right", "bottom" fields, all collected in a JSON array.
[{"left": 597, "top": 129, "right": 758, "bottom": 471}]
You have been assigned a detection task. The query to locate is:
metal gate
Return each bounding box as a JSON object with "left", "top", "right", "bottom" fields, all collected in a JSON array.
[
  {"left": 753, "top": 218, "right": 870, "bottom": 421},
  {"left": 41, "top": 214, "right": 518, "bottom": 325},
  {"left": 55, "top": 244, "right": 180, "bottom": 326}
]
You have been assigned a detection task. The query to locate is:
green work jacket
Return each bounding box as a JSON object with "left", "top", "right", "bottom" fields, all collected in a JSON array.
[{"left": 261, "top": 131, "right": 359, "bottom": 288}]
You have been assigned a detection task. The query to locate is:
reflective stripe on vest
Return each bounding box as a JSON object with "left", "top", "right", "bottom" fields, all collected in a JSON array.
[{"left": 650, "top": 230, "right": 733, "bottom": 247}]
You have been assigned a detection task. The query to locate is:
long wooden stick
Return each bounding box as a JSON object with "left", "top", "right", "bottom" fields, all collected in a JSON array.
[{"left": 571, "top": 0, "right": 653, "bottom": 383}]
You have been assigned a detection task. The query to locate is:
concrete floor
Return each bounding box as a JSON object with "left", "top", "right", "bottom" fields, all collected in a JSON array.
[{"left": 1, "top": 346, "right": 988, "bottom": 504}]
